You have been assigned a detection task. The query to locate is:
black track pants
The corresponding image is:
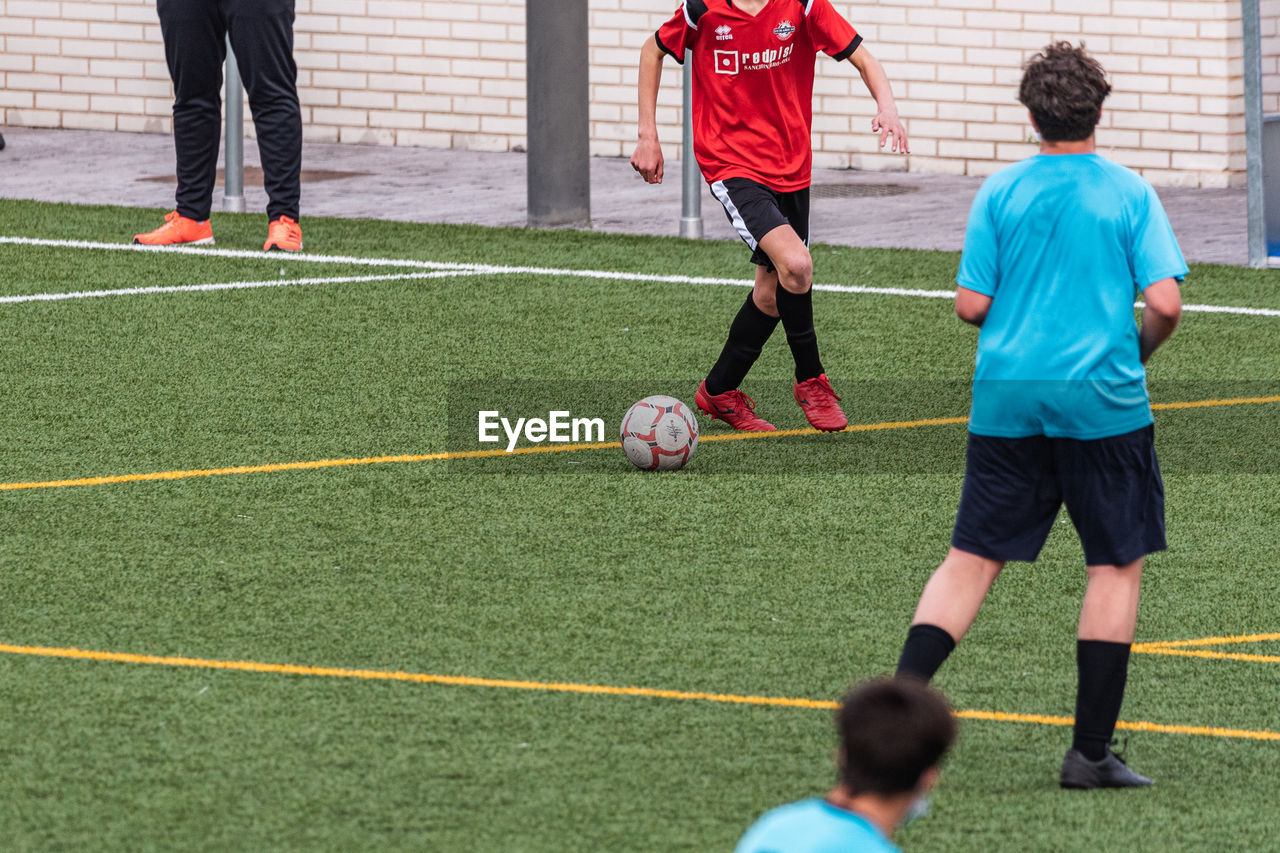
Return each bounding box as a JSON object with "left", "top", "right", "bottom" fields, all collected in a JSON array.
[{"left": 157, "top": 0, "right": 302, "bottom": 221}]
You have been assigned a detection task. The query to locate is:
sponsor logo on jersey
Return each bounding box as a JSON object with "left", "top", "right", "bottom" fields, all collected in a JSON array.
[
  {"left": 738, "top": 43, "right": 795, "bottom": 71},
  {"left": 715, "top": 23, "right": 733, "bottom": 40},
  {"left": 714, "top": 49, "right": 740, "bottom": 74},
  {"left": 773, "top": 20, "right": 796, "bottom": 40}
]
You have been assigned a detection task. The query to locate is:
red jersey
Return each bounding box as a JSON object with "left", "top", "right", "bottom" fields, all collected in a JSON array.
[{"left": 655, "top": 0, "right": 861, "bottom": 192}]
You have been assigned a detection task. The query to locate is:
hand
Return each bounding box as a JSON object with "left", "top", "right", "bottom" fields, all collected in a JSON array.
[
  {"left": 872, "top": 109, "right": 909, "bottom": 155},
  {"left": 630, "top": 136, "right": 665, "bottom": 184}
]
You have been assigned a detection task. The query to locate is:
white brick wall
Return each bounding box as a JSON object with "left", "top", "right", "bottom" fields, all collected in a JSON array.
[{"left": 0, "top": 0, "right": 1259, "bottom": 186}]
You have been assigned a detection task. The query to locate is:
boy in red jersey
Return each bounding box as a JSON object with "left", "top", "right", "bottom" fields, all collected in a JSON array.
[{"left": 631, "top": 0, "right": 907, "bottom": 431}]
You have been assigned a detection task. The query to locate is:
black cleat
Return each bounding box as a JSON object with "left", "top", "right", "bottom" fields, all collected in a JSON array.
[{"left": 1060, "top": 748, "right": 1153, "bottom": 789}]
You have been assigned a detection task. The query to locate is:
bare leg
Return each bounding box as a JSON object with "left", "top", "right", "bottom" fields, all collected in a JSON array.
[
  {"left": 910, "top": 547, "right": 1006, "bottom": 640},
  {"left": 752, "top": 265, "right": 780, "bottom": 318},
  {"left": 896, "top": 548, "right": 1005, "bottom": 680},
  {"left": 757, "top": 224, "right": 812, "bottom": 296},
  {"left": 1078, "top": 558, "right": 1143, "bottom": 642}
]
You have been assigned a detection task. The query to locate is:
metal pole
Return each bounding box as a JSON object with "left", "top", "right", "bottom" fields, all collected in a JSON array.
[
  {"left": 223, "top": 35, "right": 245, "bottom": 213},
  {"left": 526, "top": 0, "right": 590, "bottom": 228},
  {"left": 680, "top": 52, "right": 702, "bottom": 239},
  {"left": 1243, "top": 0, "right": 1265, "bottom": 267}
]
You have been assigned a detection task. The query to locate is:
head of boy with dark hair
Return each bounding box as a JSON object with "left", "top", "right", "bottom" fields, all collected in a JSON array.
[
  {"left": 836, "top": 678, "right": 956, "bottom": 796},
  {"left": 1019, "top": 42, "right": 1112, "bottom": 143}
]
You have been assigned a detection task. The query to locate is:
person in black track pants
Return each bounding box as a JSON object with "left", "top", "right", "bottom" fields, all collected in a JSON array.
[{"left": 134, "top": 0, "right": 304, "bottom": 251}]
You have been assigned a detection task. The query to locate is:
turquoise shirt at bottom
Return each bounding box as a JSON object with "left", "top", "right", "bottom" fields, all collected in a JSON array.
[{"left": 734, "top": 799, "right": 900, "bottom": 853}]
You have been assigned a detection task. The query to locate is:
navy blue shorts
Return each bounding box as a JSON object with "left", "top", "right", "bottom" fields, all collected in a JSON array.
[{"left": 951, "top": 425, "right": 1166, "bottom": 566}]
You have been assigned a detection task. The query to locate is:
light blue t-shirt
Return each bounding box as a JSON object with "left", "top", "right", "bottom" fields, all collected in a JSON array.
[
  {"left": 958, "top": 153, "right": 1188, "bottom": 439},
  {"left": 734, "top": 799, "right": 900, "bottom": 853}
]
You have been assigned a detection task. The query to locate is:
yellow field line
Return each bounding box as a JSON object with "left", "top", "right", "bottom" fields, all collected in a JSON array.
[
  {"left": 1151, "top": 395, "right": 1280, "bottom": 411},
  {"left": 951, "top": 709, "right": 1280, "bottom": 741},
  {"left": 0, "top": 395, "right": 1275, "bottom": 493},
  {"left": 1, "top": 642, "right": 1277, "bottom": 742},
  {"left": 698, "top": 416, "right": 971, "bottom": 443},
  {"left": 1134, "top": 632, "right": 1280, "bottom": 649},
  {"left": 0, "top": 443, "right": 608, "bottom": 492},
  {"left": 0, "top": 415, "right": 967, "bottom": 492},
  {"left": 0, "top": 643, "right": 831, "bottom": 710},
  {"left": 1132, "top": 648, "right": 1280, "bottom": 665},
  {"left": 1112, "top": 718, "right": 1280, "bottom": 740},
  {"left": 1131, "top": 632, "right": 1280, "bottom": 664}
]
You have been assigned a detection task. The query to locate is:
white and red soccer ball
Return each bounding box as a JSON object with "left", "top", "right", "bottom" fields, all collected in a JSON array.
[{"left": 620, "top": 395, "right": 699, "bottom": 471}]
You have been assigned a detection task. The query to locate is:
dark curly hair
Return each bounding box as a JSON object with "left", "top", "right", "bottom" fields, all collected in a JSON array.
[
  {"left": 836, "top": 679, "right": 956, "bottom": 795},
  {"left": 1019, "top": 42, "right": 1111, "bottom": 143}
]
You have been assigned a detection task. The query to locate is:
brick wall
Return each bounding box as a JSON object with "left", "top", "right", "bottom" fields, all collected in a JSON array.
[
  {"left": 0, "top": 0, "right": 170, "bottom": 134},
  {"left": 0, "top": 0, "right": 1257, "bottom": 186},
  {"left": 1260, "top": 0, "right": 1280, "bottom": 114}
]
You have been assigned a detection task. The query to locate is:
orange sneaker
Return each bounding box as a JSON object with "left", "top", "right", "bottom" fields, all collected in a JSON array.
[
  {"left": 264, "top": 216, "right": 302, "bottom": 251},
  {"left": 133, "top": 211, "right": 213, "bottom": 246}
]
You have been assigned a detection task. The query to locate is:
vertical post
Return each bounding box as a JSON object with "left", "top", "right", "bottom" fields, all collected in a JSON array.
[
  {"left": 526, "top": 0, "right": 590, "bottom": 228},
  {"left": 223, "top": 35, "right": 245, "bottom": 213},
  {"left": 1243, "top": 0, "right": 1266, "bottom": 267},
  {"left": 680, "top": 51, "right": 703, "bottom": 239}
]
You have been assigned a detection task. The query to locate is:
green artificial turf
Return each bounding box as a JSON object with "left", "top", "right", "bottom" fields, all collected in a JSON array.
[{"left": 0, "top": 198, "right": 1278, "bottom": 851}]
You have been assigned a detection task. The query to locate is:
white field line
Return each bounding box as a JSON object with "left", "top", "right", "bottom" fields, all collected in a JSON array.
[
  {"left": 0, "top": 235, "right": 462, "bottom": 270},
  {"left": 1179, "top": 302, "right": 1280, "bottom": 317},
  {"left": 0, "top": 235, "right": 954, "bottom": 300},
  {"left": 460, "top": 263, "right": 958, "bottom": 299},
  {"left": 0, "top": 270, "right": 476, "bottom": 304},
  {"left": 4, "top": 234, "right": 1279, "bottom": 317}
]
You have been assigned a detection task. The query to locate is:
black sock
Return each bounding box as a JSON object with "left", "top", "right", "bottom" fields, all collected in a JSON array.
[
  {"left": 774, "top": 286, "right": 823, "bottom": 382},
  {"left": 704, "top": 293, "right": 780, "bottom": 396},
  {"left": 1072, "top": 640, "right": 1131, "bottom": 761},
  {"left": 895, "top": 623, "right": 956, "bottom": 682}
]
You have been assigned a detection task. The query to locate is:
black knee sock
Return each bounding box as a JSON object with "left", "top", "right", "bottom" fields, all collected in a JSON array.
[
  {"left": 1072, "top": 640, "right": 1131, "bottom": 761},
  {"left": 704, "top": 293, "right": 780, "bottom": 396},
  {"left": 895, "top": 623, "right": 957, "bottom": 682},
  {"left": 774, "top": 286, "right": 823, "bottom": 381}
]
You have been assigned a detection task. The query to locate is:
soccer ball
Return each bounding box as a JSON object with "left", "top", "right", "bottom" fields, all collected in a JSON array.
[{"left": 620, "top": 395, "right": 699, "bottom": 471}]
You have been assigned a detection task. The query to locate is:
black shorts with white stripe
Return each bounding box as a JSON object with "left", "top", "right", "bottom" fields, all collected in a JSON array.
[{"left": 710, "top": 177, "right": 810, "bottom": 271}]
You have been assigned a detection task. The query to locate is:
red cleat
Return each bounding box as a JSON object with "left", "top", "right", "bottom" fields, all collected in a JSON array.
[
  {"left": 794, "top": 373, "right": 847, "bottom": 431},
  {"left": 695, "top": 381, "right": 777, "bottom": 431}
]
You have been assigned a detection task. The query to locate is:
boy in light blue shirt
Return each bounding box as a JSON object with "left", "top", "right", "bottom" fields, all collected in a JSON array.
[
  {"left": 735, "top": 680, "right": 955, "bottom": 853},
  {"left": 895, "top": 43, "right": 1184, "bottom": 790},
  {"left": 960, "top": 139, "right": 1187, "bottom": 439}
]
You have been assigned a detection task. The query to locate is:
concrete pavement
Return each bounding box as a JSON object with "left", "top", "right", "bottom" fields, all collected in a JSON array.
[{"left": 0, "top": 126, "right": 1249, "bottom": 265}]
